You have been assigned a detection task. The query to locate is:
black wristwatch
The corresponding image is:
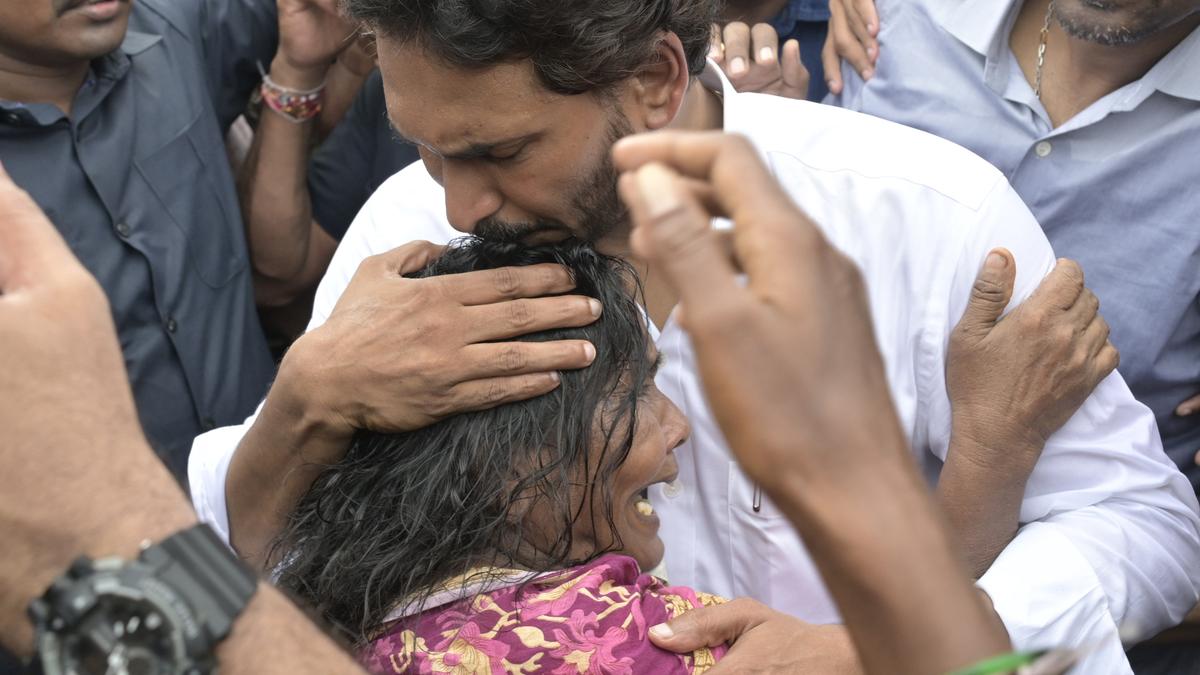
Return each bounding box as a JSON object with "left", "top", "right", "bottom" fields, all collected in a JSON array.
[{"left": 28, "top": 524, "right": 257, "bottom": 675}]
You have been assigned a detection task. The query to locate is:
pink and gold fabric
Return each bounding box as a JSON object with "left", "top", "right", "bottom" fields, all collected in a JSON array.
[{"left": 362, "top": 554, "right": 727, "bottom": 674}]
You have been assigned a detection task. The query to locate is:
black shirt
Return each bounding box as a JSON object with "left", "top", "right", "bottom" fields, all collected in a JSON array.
[{"left": 0, "top": 0, "right": 278, "bottom": 479}]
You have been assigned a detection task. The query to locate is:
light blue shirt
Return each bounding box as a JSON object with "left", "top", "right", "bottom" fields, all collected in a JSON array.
[{"left": 829, "top": 0, "right": 1200, "bottom": 487}]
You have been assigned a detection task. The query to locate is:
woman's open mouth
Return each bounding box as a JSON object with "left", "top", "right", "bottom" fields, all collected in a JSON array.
[{"left": 632, "top": 469, "right": 678, "bottom": 523}]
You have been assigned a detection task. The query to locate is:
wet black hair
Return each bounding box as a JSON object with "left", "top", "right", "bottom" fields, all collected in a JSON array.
[{"left": 273, "top": 237, "right": 655, "bottom": 644}]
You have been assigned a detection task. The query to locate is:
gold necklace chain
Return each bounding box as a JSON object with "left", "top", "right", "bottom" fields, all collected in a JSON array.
[{"left": 1034, "top": 0, "right": 1055, "bottom": 99}]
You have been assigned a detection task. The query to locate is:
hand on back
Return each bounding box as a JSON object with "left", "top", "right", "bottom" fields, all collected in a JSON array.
[{"left": 948, "top": 251, "right": 1119, "bottom": 473}]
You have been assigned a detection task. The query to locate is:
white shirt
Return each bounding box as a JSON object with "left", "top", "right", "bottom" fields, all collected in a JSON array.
[{"left": 190, "top": 65, "right": 1200, "bottom": 673}]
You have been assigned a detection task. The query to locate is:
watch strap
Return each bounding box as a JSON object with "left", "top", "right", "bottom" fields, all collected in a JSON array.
[{"left": 140, "top": 523, "right": 257, "bottom": 644}]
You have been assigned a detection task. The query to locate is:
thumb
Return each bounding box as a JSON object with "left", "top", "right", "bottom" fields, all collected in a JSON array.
[
  {"left": 958, "top": 248, "right": 1016, "bottom": 335},
  {"left": 648, "top": 598, "right": 768, "bottom": 653}
]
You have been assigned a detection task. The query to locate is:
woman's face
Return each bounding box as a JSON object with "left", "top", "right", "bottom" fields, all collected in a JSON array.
[{"left": 562, "top": 352, "right": 689, "bottom": 571}]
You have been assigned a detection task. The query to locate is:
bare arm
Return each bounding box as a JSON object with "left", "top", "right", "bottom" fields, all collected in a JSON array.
[
  {"left": 940, "top": 253, "right": 1118, "bottom": 576},
  {"left": 241, "top": 0, "right": 359, "bottom": 309},
  {"left": 240, "top": 56, "right": 340, "bottom": 309}
]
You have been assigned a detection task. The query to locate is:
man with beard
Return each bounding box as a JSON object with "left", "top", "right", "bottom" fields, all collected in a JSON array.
[
  {"left": 824, "top": 0, "right": 1200, "bottom": 498},
  {"left": 188, "top": 1, "right": 1199, "bottom": 672},
  {"left": 820, "top": 1, "right": 1200, "bottom": 669},
  {"left": 0, "top": 0, "right": 597, "bottom": 488}
]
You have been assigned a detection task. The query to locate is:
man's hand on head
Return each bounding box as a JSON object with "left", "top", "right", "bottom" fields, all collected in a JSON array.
[
  {"left": 0, "top": 162, "right": 197, "bottom": 656},
  {"left": 282, "top": 241, "right": 603, "bottom": 443},
  {"left": 711, "top": 22, "right": 810, "bottom": 100},
  {"left": 649, "top": 599, "right": 862, "bottom": 675},
  {"left": 227, "top": 240, "right": 603, "bottom": 565}
]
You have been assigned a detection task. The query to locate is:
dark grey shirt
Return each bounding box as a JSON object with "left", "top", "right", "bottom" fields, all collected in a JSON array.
[{"left": 0, "top": 0, "right": 278, "bottom": 478}]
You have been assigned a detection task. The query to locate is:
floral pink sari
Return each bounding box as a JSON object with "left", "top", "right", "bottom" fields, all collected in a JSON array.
[{"left": 361, "top": 554, "right": 727, "bottom": 674}]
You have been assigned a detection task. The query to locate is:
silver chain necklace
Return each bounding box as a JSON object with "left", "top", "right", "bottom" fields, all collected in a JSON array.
[{"left": 1034, "top": 0, "right": 1055, "bottom": 99}]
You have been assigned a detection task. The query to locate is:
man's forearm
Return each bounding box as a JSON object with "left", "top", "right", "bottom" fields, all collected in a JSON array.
[
  {"left": 766, "top": 438, "right": 1011, "bottom": 674},
  {"left": 937, "top": 432, "right": 1037, "bottom": 577},
  {"left": 240, "top": 57, "right": 327, "bottom": 308},
  {"left": 226, "top": 342, "right": 352, "bottom": 569}
]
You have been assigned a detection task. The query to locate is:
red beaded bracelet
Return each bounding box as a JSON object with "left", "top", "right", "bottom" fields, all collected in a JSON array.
[{"left": 258, "top": 64, "right": 325, "bottom": 123}]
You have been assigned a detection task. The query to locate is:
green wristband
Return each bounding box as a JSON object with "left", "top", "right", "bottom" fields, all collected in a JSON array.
[{"left": 948, "top": 650, "right": 1045, "bottom": 675}]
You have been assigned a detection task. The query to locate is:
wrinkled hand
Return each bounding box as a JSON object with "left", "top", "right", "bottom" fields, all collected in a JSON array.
[
  {"left": 0, "top": 164, "right": 196, "bottom": 655},
  {"left": 276, "top": 0, "right": 357, "bottom": 72},
  {"left": 822, "top": 0, "right": 879, "bottom": 95},
  {"left": 711, "top": 22, "right": 810, "bottom": 99},
  {"left": 612, "top": 131, "right": 902, "bottom": 498},
  {"left": 284, "top": 241, "right": 601, "bottom": 439},
  {"left": 947, "top": 251, "right": 1118, "bottom": 474},
  {"left": 650, "top": 599, "right": 862, "bottom": 674}
]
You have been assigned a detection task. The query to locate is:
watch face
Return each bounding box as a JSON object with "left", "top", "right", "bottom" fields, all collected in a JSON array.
[
  {"left": 37, "top": 563, "right": 191, "bottom": 675},
  {"left": 65, "top": 594, "right": 175, "bottom": 675}
]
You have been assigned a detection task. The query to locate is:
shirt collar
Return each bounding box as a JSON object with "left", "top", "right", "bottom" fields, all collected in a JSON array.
[
  {"left": 93, "top": 29, "right": 162, "bottom": 82},
  {"left": 941, "top": 0, "right": 1200, "bottom": 103},
  {"left": 941, "top": 0, "right": 1021, "bottom": 57},
  {"left": 699, "top": 58, "right": 736, "bottom": 104},
  {"left": 121, "top": 29, "right": 162, "bottom": 56},
  {"left": 0, "top": 28, "right": 162, "bottom": 125},
  {"left": 1151, "top": 25, "right": 1200, "bottom": 102}
]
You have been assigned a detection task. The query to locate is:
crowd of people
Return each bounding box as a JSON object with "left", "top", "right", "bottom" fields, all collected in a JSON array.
[{"left": 0, "top": 0, "right": 1197, "bottom": 673}]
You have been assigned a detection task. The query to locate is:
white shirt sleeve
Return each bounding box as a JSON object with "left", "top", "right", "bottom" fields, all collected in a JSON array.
[{"left": 920, "top": 181, "right": 1200, "bottom": 673}]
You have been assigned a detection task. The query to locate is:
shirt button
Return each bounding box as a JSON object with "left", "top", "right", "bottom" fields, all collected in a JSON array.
[
  {"left": 165, "top": 317, "right": 178, "bottom": 334},
  {"left": 1034, "top": 141, "right": 1053, "bottom": 158},
  {"left": 663, "top": 479, "right": 683, "bottom": 498},
  {"left": 115, "top": 222, "right": 131, "bottom": 238},
  {"left": 201, "top": 418, "right": 217, "bottom": 431}
]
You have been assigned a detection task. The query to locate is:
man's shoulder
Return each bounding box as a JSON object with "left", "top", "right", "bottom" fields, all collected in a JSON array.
[
  {"left": 347, "top": 162, "right": 457, "bottom": 252},
  {"left": 731, "top": 95, "right": 1006, "bottom": 213},
  {"left": 369, "top": 162, "right": 447, "bottom": 216}
]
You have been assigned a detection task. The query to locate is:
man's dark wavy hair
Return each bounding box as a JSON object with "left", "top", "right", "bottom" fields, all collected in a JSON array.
[
  {"left": 273, "top": 238, "right": 655, "bottom": 644},
  {"left": 341, "top": 0, "right": 720, "bottom": 95}
]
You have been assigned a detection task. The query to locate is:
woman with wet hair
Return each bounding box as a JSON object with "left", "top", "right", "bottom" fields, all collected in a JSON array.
[{"left": 274, "top": 237, "right": 727, "bottom": 673}]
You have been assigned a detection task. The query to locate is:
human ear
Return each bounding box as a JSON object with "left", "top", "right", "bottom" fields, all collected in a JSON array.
[{"left": 628, "top": 32, "right": 691, "bottom": 130}]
